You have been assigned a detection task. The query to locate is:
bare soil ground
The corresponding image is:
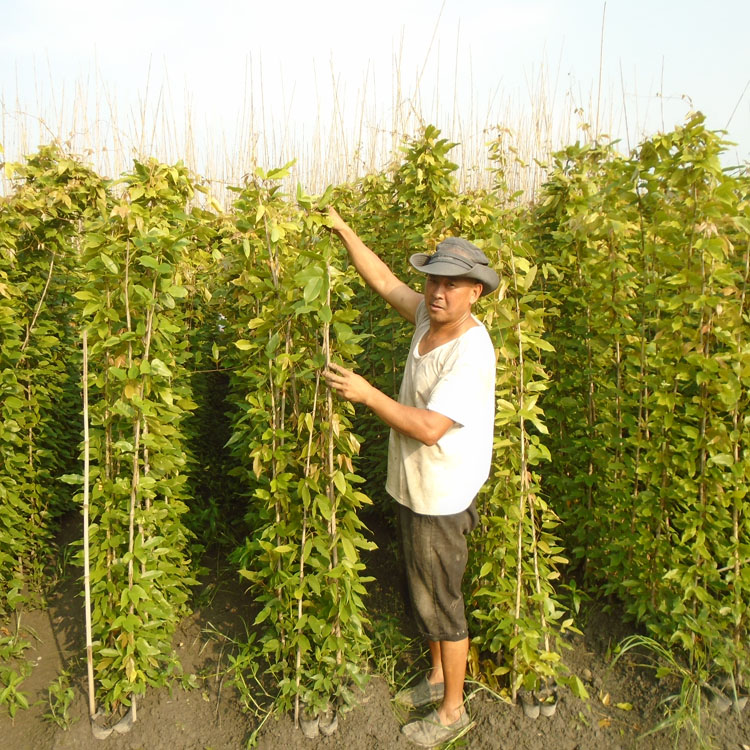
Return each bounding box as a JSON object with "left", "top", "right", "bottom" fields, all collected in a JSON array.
[{"left": 1, "top": 514, "right": 749, "bottom": 750}]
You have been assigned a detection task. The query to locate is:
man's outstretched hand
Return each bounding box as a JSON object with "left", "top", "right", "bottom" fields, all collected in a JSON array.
[
  {"left": 323, "top": 362, "right": 373, "bottom": 405},
  {"left": 326, "top": 206, "right": 348, "bottom": 234}
]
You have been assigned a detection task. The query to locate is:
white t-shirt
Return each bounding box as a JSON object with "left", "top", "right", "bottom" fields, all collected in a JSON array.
[{"left": 386, "top": 300, "right": 496, "bottom": 515}]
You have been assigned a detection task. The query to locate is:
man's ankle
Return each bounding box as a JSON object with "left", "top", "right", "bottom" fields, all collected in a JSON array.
[{"left": 437, "top": 703, "right": 465, "bottom": 725}]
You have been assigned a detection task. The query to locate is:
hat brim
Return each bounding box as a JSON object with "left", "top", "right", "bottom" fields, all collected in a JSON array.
[{"left": 409, "top": 253, "right": 499, "bottom": 297}]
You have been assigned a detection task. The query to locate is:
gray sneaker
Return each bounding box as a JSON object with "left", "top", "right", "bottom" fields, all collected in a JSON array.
[
  {"left": 401, "top": 708, "right": 472, "bottom": 747},
  {"left": 394, "top": 677, "right": 445, "bottom": 708}
]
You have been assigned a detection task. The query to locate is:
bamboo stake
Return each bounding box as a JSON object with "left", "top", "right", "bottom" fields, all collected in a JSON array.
[
  {"left": 294, "top": 371, "right": 321, "bottom": 729},
  {"left": 509, "top": 249, "right": 526, "bottom": 702},
  {"left": 82, "top": 328, "right": 96, "bottom": 719}
]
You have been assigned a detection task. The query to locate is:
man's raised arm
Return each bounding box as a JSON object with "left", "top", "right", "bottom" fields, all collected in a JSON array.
[{"left": 328, "top": 208, "right": 421, "bottom": 324}]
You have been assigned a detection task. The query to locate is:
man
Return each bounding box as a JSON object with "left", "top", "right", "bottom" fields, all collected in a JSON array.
[{"left": 323, "top": 207, "right": 498, "bottom": 746}]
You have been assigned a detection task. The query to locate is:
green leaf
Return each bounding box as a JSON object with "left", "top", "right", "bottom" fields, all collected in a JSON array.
[
  {"left": 709, "top": 453, "right": 733, "bottom": 467},
  {"left": 150, "top": 358, "right": 172, "bottom": 378},
  {"left": 60, "top": 474, "right": 84, "bottom": 485},
  {"left": 304, "top": 276, "right": 323, "bottom": 304},
  {"left": 341, "top": 537, "right": 356, "bottom": 561},
  {"left": 332, "top": 470, "right": 347, "bottom": 494},
  {"left": 100, "top": 253, "right": 119, "bottom": 274}
]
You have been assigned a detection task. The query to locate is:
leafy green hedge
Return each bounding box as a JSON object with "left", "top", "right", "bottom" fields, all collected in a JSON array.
[
  {"left": 535, "top": 113, "right": 750, "bottom": 682},
  {"left": 1, "top": 112, "right": 746, "bottom": 720}
]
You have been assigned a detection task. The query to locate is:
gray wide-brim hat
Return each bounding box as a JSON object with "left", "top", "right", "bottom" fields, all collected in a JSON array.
[{"left": 409, "top": 237, "right": 499, "bottom": 296}]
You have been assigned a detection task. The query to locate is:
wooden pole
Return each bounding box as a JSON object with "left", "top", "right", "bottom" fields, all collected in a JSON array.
[{"left": 82, "top": 328, "right": 96, "bottom": 719}]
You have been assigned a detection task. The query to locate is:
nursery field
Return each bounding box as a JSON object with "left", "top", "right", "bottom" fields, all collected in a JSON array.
[{"left": 1, "top": 112, "right": 749, "bottom": 749}]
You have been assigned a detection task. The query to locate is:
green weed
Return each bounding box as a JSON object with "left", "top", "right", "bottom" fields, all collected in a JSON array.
[
  {"left": 45, "top": 670, "right": 76, "bottom": 729},
  {"left": 0, "top": 629, "right": 33, "bottom": 719},
  {"left": 368, "top": 614, "right": 421, "bottom": 692}
]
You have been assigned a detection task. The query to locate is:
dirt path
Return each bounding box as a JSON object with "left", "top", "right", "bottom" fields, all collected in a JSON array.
[{"left": 1, "top": 531, "right": 749, "bottom": 750}]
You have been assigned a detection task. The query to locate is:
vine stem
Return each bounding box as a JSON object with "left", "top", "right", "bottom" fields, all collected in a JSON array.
[
  {"left": 19, "top": 248, "right": 56, "bottom": 354},
  {"left": 82, "top": 328, "right": 96, "bottom": 719},
  {"left": 731, "top": 238, "right": 750, "bottom": 657},
  {"left": 137, "top": 275, "right": 158, "bottom": 576},
  {"left": 294, "top": 371, "right": 321, "bottom": 728},
  {"left": 323, "top": 261, "right": 342, "bottom": 664}
]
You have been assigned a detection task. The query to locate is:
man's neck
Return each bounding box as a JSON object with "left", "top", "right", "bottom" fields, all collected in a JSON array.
[{"left": 419, "top": 312, "right": 477, "bottom": 355}]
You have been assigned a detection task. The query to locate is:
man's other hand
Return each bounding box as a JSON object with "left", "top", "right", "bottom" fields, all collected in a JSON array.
[{"left": 323, "top": 362, "right": 372, "bottom": 404}]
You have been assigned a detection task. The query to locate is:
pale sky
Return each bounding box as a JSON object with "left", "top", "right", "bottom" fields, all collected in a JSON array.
[{"left": 1, "top": 0, "right": 748, "bottom": 188}]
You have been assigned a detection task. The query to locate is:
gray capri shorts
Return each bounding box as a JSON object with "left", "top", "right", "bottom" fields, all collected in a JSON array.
[{"left": 398, "top": 500, "right": 479, "bottom": 642}]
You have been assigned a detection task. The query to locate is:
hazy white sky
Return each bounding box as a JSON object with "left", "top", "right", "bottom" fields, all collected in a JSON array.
[{"left": 1, "top": 0, "right": 748, "bottom": 181}]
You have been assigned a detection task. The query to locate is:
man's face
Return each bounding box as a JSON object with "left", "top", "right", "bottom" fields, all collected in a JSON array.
[{"left": 424, "top": 274, "right": 482, "bottom": 323}]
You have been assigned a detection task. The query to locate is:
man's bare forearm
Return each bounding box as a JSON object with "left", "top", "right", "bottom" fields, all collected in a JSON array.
[
  {"left": 323, "top": 362, "right": 453, "bottom": 446},
  {"left": 330, "top": 211, "right": 400, "bottom": 297},
  {"left": 328, "top": 208, "right": 420, "bottom": 322},
  {"left": 363, "top": 386, "right": 453, "bottom": 447}
]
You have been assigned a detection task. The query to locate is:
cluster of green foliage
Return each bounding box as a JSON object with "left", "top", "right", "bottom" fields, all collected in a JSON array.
[
  {"left": 2, "top": 113, "right": 746, "bottom": 730},
  {"left": 0, "top": 146, "right": 102, "bottom": 612},
  {"left": 203, "top": 167, "right": 375, "bottom": 720},
  {"left": 0, "top": 627, "right": 32, "bottom": 718},
  {"left": 71, "top": 158, "right": 206, "bottom": 711},
  {"left": 535, "top": 113, "right": 750, "bottom": 686}
]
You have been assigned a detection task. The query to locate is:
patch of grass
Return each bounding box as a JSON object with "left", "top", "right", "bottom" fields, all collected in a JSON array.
[
  {"left": 368, "top": 613, "right": 421, "bottom": 692},
  {"left": 613, "top": 634, "right": 715, "bottom": 750}
]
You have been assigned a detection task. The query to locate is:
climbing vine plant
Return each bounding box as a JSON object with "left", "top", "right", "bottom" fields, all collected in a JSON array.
[
  {"left": 212, "top": 167, "right": 374, "bottom": 721},
  {"left": 0, "top": 145, "right": 104, "bottom": 612},
  {"left": 73, "top": 158, "right": 201, "bottom": 711}
]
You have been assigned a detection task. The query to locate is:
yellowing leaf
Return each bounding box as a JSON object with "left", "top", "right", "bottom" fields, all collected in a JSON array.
[
  {"left": 616, "top": 702, "right": 634, "bottom": 711},
  {"left": 125, "top": 655, "right": 137, "bottom": 683}
]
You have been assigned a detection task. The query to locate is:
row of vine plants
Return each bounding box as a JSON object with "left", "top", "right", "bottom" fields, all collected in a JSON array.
[{"left": 534, "top": 113, "right": 750, "bottom": 687}]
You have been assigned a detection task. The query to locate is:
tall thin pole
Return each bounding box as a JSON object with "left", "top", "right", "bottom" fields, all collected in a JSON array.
[{"left": 82, "top": 328, "right": 96, "bottom": 719}]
